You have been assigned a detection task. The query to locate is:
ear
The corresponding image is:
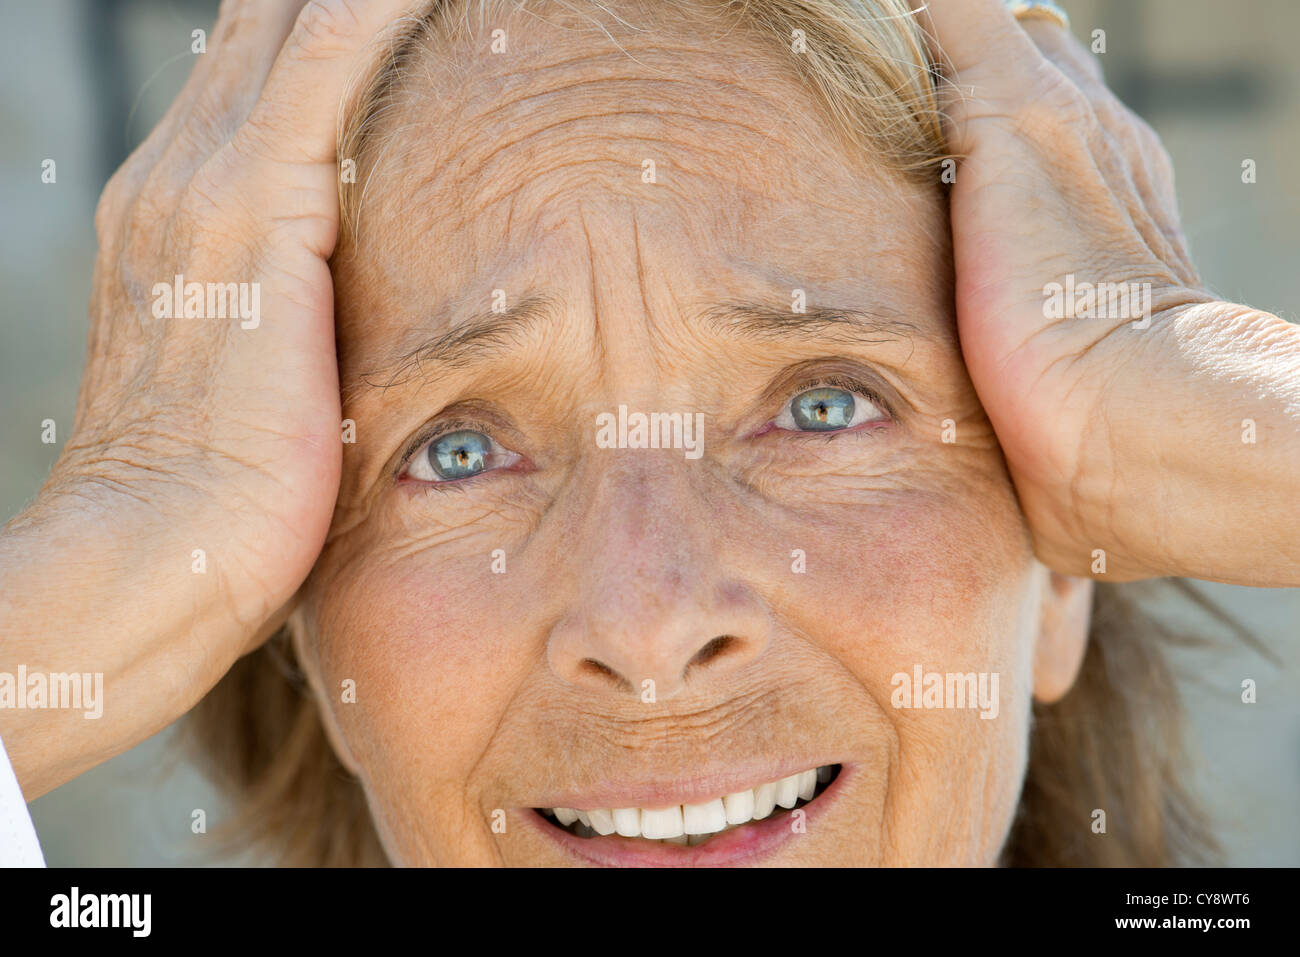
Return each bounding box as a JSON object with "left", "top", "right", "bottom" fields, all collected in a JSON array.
[
  {"left": 1032, "top": 569, "right": 1094, "bottom": 704},
  {"left": 289, "top": 608, "right": 362, "bottom": 776}
]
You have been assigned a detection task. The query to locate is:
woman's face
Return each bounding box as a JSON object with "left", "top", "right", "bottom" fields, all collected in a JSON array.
[{"left": 298, "top": 10, "right": 1090, "bottom": 866}]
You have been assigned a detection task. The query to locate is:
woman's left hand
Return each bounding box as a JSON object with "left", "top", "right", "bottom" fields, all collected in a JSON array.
[{"left": 916, "top": 0, "right": 1300, "bottom": 585}]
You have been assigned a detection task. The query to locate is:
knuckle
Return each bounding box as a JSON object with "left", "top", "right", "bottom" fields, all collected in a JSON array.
[
  {"left": 1128, "top": 109, "right": 1174, "bottom": 167},
  {"left": 1013, "top": 64, "right": 1100, "bottom": 144},
  {"left": 214, "top": 0, "right": 250, "bottom": 33},
  {"left": 287, "top": 0, "right": 362, "bottom": 60},
  {"left": 1154, "top": 139, "right": 1176, "bottom": 179},
  {"left": 94, "top": 149, "right": 156, "bottom": 241},
  {"left": 1075, "top": 48, "right": 1106, "bottom": 85},
  {"left": 1138, "top": 135, "right": 1170, "bottom": 175},
  {"left": 93, "top": 177, "right": 127, "bottom": 242},
  {"left": 121, "top": 182, "right": 175, "bottom": 262},
  {"left": 1107, "top": 101, "right": 1175, "bottom": 183}
]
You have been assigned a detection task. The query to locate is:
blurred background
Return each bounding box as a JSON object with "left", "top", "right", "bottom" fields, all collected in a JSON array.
[{"left": 0, "top": 0, "right": 1296, "bottom": 865}]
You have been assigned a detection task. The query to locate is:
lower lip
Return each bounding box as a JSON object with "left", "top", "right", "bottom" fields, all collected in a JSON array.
[{"left": 526, "top": 766, "right": 848, "bottom": 867}]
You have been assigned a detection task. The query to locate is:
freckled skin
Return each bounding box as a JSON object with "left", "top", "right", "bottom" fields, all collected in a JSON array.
[{"left": 295, "top": 6, "right": 1088, "bottom": 865}]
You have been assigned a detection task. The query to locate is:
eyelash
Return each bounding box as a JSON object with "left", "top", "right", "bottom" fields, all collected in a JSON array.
[
  {"left": 770, "top": 374, "right": 894, "bottom": 432},
  {"left": 397, "top": 416, "right": 501, "bottom": 482},
  {"left": 397, "top": 375, "right": 893, "bottom": 485}
]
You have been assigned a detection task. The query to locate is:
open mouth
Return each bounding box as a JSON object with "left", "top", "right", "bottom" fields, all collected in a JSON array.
[{"left": 535, "top": 764, "right": 841, "bottom": 847}]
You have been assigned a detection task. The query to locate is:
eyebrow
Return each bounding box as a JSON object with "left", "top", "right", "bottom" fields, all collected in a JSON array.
[
  {"left": 698, "top": 300, "right": 929, "bottom": 350},
  {"left": 357, "top": 294, "right": 562, "bottom": 393},
  {"left": 355, "top": 294, "right": 934, "bottom": 394}
]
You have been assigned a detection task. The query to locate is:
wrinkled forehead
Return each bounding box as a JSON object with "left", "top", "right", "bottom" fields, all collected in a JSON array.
[{"left": 331, "top": 1, "right": 950, "bottom": 355}]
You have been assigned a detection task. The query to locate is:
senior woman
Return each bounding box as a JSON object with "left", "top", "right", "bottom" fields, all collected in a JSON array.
[{"left": 0, "top": 0, "right": 1296, "bottom": 867}]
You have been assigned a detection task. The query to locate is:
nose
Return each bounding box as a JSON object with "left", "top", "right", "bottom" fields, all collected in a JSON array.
[{"left": 546, "top": 459, "right": 772, "bottom": 700}]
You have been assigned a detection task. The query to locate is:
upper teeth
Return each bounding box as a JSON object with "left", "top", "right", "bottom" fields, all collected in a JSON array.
[{"left": 546, "top": 765, "right": 834, "bottom": 843}]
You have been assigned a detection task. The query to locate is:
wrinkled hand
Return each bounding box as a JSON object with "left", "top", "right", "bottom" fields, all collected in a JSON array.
[
  {"left": 918, "top": 0, "right": 1298, "bottom": 582},
  {"left": 6, "top": 0, "right": 412, "bottom": 797},
  {"left": 67, "top": 0, "right": 420, "bottom": 640}
]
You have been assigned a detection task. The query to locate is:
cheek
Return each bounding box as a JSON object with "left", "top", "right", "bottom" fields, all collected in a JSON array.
[
  {"left": 766, "top": 484, "right": 1038, "bottom": 862},
  {"left": 304, "top": 538, "right": 540, "bottom": 804},
  {"left": 770, "top": 484, "right": 1035, "bottom": 674}
]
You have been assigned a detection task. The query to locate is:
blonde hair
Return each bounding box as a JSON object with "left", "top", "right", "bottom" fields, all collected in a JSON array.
[{"left": 187, "top": 0, "right": 1219, "bottom": 866}]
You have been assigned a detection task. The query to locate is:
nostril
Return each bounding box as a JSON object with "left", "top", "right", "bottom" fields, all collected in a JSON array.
[
  {"left": 688, "top": 635, "right": 738, "bottom": 670},
  {"left": 579, "top": 657, "right": 616, "bottom": 678},
  {"left": 578, "top": 657, "right": 630, "bottom": 690}
]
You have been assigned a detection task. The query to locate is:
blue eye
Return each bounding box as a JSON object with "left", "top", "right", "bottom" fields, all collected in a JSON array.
[
  {"left": 405, "top": 429, "right": 519, "bottom": 483},
  {"left": 774, "top": 386, "right": 884, "bottom": 432}
]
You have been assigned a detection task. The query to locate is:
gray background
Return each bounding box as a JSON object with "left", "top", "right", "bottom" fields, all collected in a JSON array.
[{"left": 1, "top": 0, "right": 1296, "bottom": 865}]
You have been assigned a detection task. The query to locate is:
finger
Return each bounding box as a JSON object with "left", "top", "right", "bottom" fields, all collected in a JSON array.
[
  {"left": 119, "top": 1, "right": 298, "bottom": 182},
  {"left": 1018, "top": 21, "right": 1199, "bottom": 282},
  {"left": 907, "top": 0, "right": 1042, "bottom": 77},
  {"left": 102, "top": 0, "right": 307, "bottom": 235},
  {"left": 1016, "top": 18, "right": 1104, "bottom": 87},
  {"left": 1021, "top": 22, "right": 1177, "bottom": 216},
  {"left": 236, "top": 0, "right": 423, "bottom": 165},
  {"left": 174, "top": 0, "right": 308, "bottom": 152},
  {"left": 141, "top": 0, "right": 308, "bottom": 202},
  {"left": 907, "top": 0, "right": 1073, "bottom": 160}
]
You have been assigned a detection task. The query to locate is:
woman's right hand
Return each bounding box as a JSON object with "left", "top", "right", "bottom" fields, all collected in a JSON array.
[{"left": 0, "top": 0, "right": 410, "bottom": 799}]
